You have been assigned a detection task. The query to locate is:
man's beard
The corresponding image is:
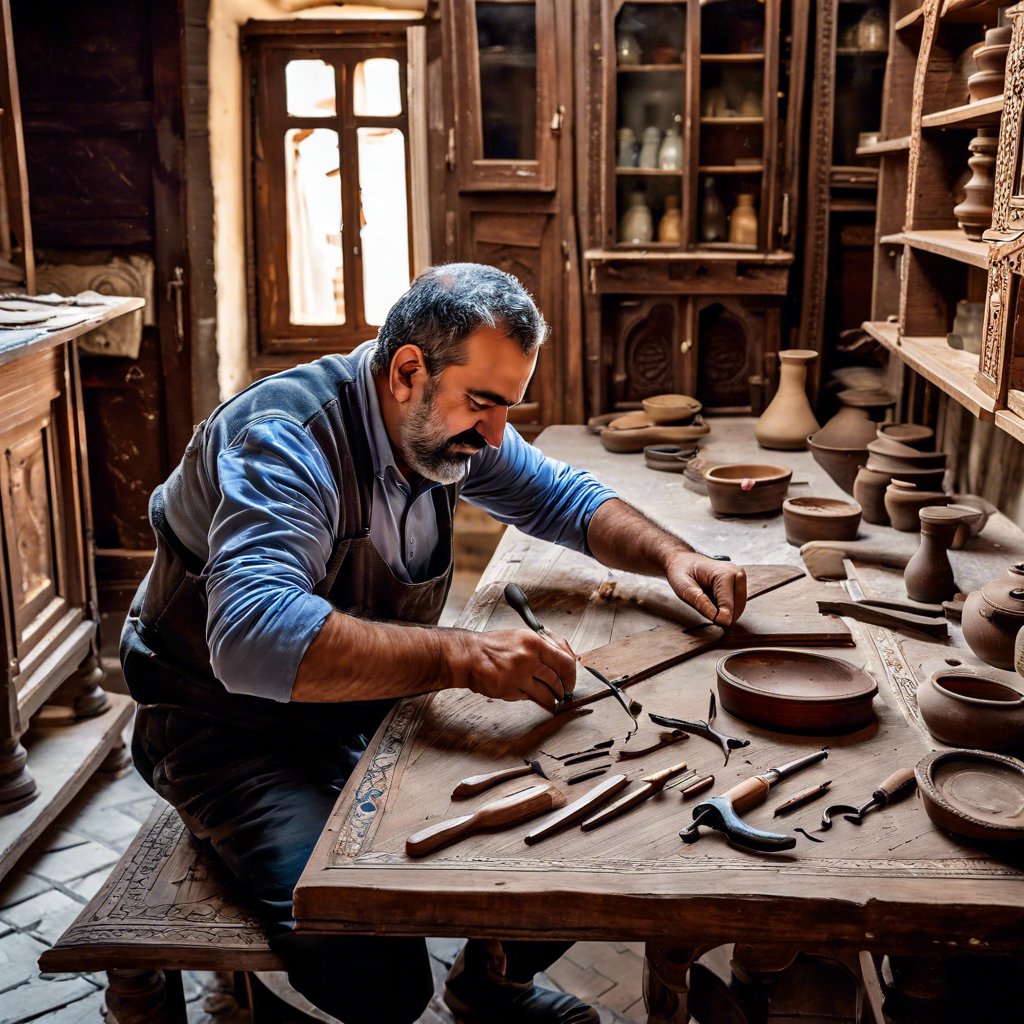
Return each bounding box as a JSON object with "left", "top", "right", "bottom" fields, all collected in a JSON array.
[{"left": 400, "top": 385, "right": 487, "bottom": 484}]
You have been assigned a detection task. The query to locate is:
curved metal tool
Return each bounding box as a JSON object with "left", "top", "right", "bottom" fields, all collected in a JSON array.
[
  {"left": 820, "top": 767, "right": 917, "bottom": 831},
  {"left": 649, "top": 692, "right": 750, "bottom": 765}
]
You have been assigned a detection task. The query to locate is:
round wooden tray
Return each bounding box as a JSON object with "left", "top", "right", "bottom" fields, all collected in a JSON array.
[
  {"left": 916, "top": 749, "right": 1024, "bottom": 843},
  {"left": 716, "top": 648, "right": 878, "bottom": 732}
]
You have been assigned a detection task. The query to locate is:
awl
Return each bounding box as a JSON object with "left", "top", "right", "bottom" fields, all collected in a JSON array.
[{"left": 580, "top": 757, "right": 690, "bottom": 831}]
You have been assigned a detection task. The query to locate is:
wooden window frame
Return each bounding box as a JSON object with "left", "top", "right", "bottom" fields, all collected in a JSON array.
[{"left": 242, "top": 21, "right": 417, "bottom": 365}]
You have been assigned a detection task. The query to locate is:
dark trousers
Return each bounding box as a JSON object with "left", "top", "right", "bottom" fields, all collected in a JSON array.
[{"left": 130, "top": 695, "right": 571, "bottom": 1024}]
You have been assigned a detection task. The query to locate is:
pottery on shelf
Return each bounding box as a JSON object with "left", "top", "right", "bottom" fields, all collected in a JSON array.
[
  {"left": 616, "top": 30, "right": 641, "bottom": 65},
  {"left": 884, "top": 480, "right": 949, "bottom": 531},
  {"left": 641, "top": 392, "right": 701, "bottom": 424},
  {"left": 876, "top": 422, "right": 934, "bottom": 450},
  {"left": 853, "top": 465, "right": 893, "bottom": 525},
  {"left": 962, "top": 564, "right": 1024, "bottom": 670},
  {"left": 616, "top": 126, "right": 638, "bottom": 168},
  {"left": 703, "top": 463, "right": 792, "bottom": 516},
  {"left": 658, "top": 123, "right": 683, "bottom": 170},
  {"left": 728, "top": 193, "right": 759, "bottom": 246},
  {"left": 755, "top": 349, "right": 820, "bottom": 450},
  {"left": 917, "top": 670, "right": 1024, "bottom": 754},
  {"left": 855, "top": 6, "right": 888, "bottom": 52},
  {"left": 968, "top": 29, "right": 1010, "bottom": 103},
  {"left": 904, "top": 506, "right": 963, "bottom": 604},
  {"left": 657, "top": 195, "right": 682, "bottom": 242},
  {"left": 953, "top": 130, "right": 997, "bottom": 242},
  {"left": 619, "top": 190, "right": 653, "bottom": 244},
  {"left": 638, "top": 125, "right": 662, "bottom": 169},
  {"left": 700, "top": 176, "right": 728, "bottom": 242},
  {"left": 782, "top": 497, "right": 862, "bottom": 546}
]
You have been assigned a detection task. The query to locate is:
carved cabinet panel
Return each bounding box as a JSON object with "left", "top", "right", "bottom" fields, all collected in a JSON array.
[{"left": 696, "top": 296, "right": 781, "bottom": 409}]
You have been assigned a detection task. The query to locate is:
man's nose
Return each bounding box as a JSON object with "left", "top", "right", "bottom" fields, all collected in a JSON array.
[{"left": 476, "top": 407, "right": 507, "bottom": 448}]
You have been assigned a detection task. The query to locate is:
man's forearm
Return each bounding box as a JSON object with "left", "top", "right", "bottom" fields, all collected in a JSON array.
[{"left": 586, "top": 497, "right": 691, "bottom": 575}]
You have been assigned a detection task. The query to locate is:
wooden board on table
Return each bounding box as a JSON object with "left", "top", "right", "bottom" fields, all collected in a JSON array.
[
  {"left": 742, "top": 563, "right": 805, "bottom": 600},
  {"left": 722, "top": 575, "right": 853, "bottom": 647}
]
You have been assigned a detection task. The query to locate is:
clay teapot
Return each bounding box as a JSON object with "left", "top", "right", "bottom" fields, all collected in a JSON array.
[
  {"left": 917, "top": 669, "right": 1024, "bottom": 754},
  {"left": 963, "top": 564, "right": 1024, "bottom": 670}
]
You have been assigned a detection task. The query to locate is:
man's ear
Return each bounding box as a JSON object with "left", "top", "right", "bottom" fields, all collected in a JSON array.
[{"left": 389, "top": 344, "right": 428, "bottom": 404}]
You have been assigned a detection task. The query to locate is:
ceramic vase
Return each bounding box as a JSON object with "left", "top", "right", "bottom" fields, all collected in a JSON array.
[
  {"left": 853, "top": 465, "right": 893, "bottom": 525},
  {"left": 953, "top": 131, "right": 997, "bottom": 241},
  {"left": 638, "top": 126, "right": 661, "bottom": 169},
  {"left": 904, "top": 507, "right": 961, "bottom": 603},
  {"left": 619, "top": 191, "right": 653, "bottom": 244},
  {"left": 884, "top": 480, "right": 948, "bottom": 532},
  {"left": 754, "top": 349, "right": 821, "bottom": 451},
  {"left": 657, "top": 195, "right": 682, "bottom": 243},
  {"left": 616, "top": 31, "right": 641, "bottom": 65},
  {"left": 658, "top": 125, "right": 683, "bottom": 170},
  {"left": 700, "top": 176, "right": 727, "bottom": 242},
  {"left": 856, "top": 7, "right": 888, "bottom": 51},
  {"left": 729, "top": 193, "right": 759, "bottom": 246},
  {"left": 616, "top": 127, "right": 637, "bottom": 168}
]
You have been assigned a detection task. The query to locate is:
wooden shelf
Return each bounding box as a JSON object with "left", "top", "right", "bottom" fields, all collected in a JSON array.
[
  {"left": 617, "top": 64, "right": 686, "bottom": 73},
  {"left": 832, "top": 165, "right": 879, "bottom": 187},
  {"left": 616, "top": 168, "right": 684, "bottom": 176},
  {"left": 862, "top": 320, "right": 996, "bottom": 419},
  {"left": 922, "top": 94, "right": 1003, "bottom": 129},
  {"left": 697, "top": 164, "right": 764, "bottom": 173},
  {"left": 831, "top": 199, "right": 879, "bottom": 212},
  {"left": 584, "top": 248, "right": 793, "bottom": 265},
  {"left": 700, "top": 116, "right": 764, "bottom": 125},
  {"left": 882, "top": 229, "right": 990, "bottom": 269},
  {"left": 855, "top": 135, "right": 912, "bottom": 156},
  {"left": 895, "top": 7, "right": 925, "bottom": 31},
  {"left": 995, "top": 409, "right": 1024, "bottom": 445},
  {"left": 941, "top": 0, "right": 1006, "bottom": 24},
  {"left": 836, "top": 47, "right": 888, "bottom": 57},
  {"left": 700, "top": 54, "right": 765, "bottom": 63}
]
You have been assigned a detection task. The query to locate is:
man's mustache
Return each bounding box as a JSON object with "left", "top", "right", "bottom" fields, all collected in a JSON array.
[{"left": 445, "top": 429, "right": 487, "bottom": 452}]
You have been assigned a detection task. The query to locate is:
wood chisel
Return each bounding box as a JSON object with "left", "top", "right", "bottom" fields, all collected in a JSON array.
[
  {"left": 580, "top": 757, "right": 690, "bottom": 831},
  {"left": 452, "top": 760, "right": 548, "bottom": 799},
  {"left": 406, "top": 784, "right": 566, "bottom": 857},
  {"left": 524, "top": 774, "right": 630, "bottom": 844}
]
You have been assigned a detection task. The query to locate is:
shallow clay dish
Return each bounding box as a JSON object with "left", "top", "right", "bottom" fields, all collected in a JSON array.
[
  {"left": 916, "top": 749, "right": 1024, "bottom": 843},
  {"left": 600, "top": 420, "right": 710, "bottom": 453},
  {"left": 716, "top": 648, "right": 878, "bottom": 732},
  {"left": 643, "top": 444, "right": 699, "bottom": 473},
  {"left": 782, "top": 496, "right": 861, "bottom": 546},
  {"left": 703, "top": 463, "right": 792, "bottom": 516},
  {"left": 917, "top": 670, "right": 1024, "bottom": 754},
  {"left": 641, "top": 393, "right": 702, "bottom": 425}
]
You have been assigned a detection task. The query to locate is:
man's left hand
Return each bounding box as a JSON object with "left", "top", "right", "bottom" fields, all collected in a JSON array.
[{"left": 665, "top": 552, "right": 747, "bottom": 626}]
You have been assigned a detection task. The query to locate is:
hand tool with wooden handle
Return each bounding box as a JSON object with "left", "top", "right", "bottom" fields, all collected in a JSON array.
[
  {"left": 524, "top": 774, "right": 630, "bottom": 844},
  {"left": 452, "top": 759, "right": 548, "bottom": 799},
  {"left": 580, "top": 758, "right": 689, "bottom": 831},
  {"left": 406, "top": 784, "right": 567, "bottom": 857},
  {"left": 820, "top": 767, "right": 917, "bottom": 830},
  {"left": 816, "top": 599, "right": 949, "bottom": 639},
  {"left": 680, "top": 748, "right": 829, "bottom": 851},
  {"left": 800, "top": 540, "right": 911, "bottom": 580}
]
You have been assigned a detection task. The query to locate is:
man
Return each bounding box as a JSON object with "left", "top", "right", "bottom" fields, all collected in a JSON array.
[{"left": 122, "top": 263, "right": 745, "bottom": 1024}]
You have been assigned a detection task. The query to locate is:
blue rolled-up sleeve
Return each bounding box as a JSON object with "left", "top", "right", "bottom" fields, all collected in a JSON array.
[
  {"left": 461, "top": 425, "right": 617, "bottom": 553},
  {"left": 204, "top": 419, "right": 339, "bottom": 701}
]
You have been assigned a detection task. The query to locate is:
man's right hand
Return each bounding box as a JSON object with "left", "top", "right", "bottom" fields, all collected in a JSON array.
[{"left": 447, "top": 628, "right": 578, "bottom": 712}]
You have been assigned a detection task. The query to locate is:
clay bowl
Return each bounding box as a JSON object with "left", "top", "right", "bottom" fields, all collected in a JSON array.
[
  {"left": 883, "top": 481, "right": 948, "bottom": 531},
  {"left": 643, "top": 444, "right": 699, "bottom": 473},
  {"left": 864, "top": 459, "right": 946, "bottom": 492},
  {"left": 641, "top": 393, "right": 702, "bottom": 425},
  {"left": 866, "top": 438, "right": 948, "bottom": 472},
  {"left": 807, "top": 433, "right": 866, "bottom": 495},
  {"left": 704, "top": 463, "right": 792, "bottom": 516},
  {"left": 917, "top": 670, "right": 1024, "bottom": 754},
  {"left": 716, "top": 648, "right": 878, "bottom": 732},
  {"left": 876, "top": 422, "right": 935, "bottom": 451},
  {"left": 916, "top": 749, "right": 1024, "bottom": 843},
  {"left": 782, "top": 496, "right": 861, "bottom": 546}
]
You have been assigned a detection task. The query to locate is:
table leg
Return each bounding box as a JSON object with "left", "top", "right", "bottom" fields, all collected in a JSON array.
[
  {"left": 644, "top": 943, "right": 709, "bottom": 1024},
  {"left": 104, "top": 968, "right": 186, "bottom": 1024}
]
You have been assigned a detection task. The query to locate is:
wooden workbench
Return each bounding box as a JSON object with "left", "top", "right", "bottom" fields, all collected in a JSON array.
[{"left": 295, "top": 420, "right": 1024, "bottom": 1023}]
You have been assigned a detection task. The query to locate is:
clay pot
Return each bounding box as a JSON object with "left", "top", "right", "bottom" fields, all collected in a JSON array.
[
  {"left": 962, "top": 565, "right": 1024, "bottom": 670},
  {"left": 864, "top": 459, "right": 946, "bottom": 491},
  {"left": 808, "top": 434, "right": 866, "bottom": 495},
  {"left": 953, "top": 130, "right": 997, "bottom": 241},
  {"left": 968, "top": 42, "right": 1010, "bottom": 102},
  {"left": 704, "top": 463, "right": 792, "bottom": 516},
  {"left": 814, "top": 406, "right": 879, "bottom": 449},
  {"left": 782, "top": 497, "right": 861, "bottom": 546},
  {"left": 917, "top": 670, "right": 1024, "bottom": 754},
  {"left": 853, "top": 464, "right": 893, "bottom": 525},
  {"left": 876, "top": 422, "right": 934, "bottom": 450},
  {"left": 866, "top": 437, "right": 948, "bottom": 472},
  {"left": 904, "top": 506, "right": 962, "bottom": 603},
  {"left": 643, "top": 444, "right": 699, "bottom": 473},
  {"left": 884, "top": 480, "right": 948, "bottom": 531},
  {"left": 755, "top": 350, "right": 820, "bottom": 450},
  {"left": 641, "top": 393, "right": 701, "bottom": 425}
]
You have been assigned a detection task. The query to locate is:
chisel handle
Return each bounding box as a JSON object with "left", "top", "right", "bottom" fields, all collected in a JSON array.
[
  {"left": 452, "top": 764, "right": 535, "bottom": 799},
  {"left": 874, "top": 766, "right": 917, "bottom": 804},
  {"left": 406, "top": 784, "right": 566, "bottom": 857},
  {"left": 504, "top": 583, "right": 545, "bottom": 633},
  {"left": 721, "top": 774, "right": 771, "bottom": 814}
]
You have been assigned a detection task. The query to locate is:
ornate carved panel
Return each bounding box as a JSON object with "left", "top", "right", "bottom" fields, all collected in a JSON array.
[
  {"left": 608, "top": 298, "right": 680, "bottom": 407},
  {"left": 993, "top": 11, "right": 1024, "bottom": 232},
  {"left": 696, "top": 298, "right": 770, "bottom": 409}
]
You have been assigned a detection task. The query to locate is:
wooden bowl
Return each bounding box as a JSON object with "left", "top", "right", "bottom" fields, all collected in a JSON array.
[
  {"left": 641, "top": 393, "right": 702, "bottom": 425},
  {"left": 916, "top": 749, "right": 1024, "bottom": 843},
  {"left": 703, "top": 463, "right": 792, "bottom": 516},
  {"left": 917, "top": 670, "right": 1024, "bottom": 754},
  {"left": 782, "top": 496, "right": 861, "bottom": 546},
  {"left": 716, "top": 648, "right": 878, "bottom": 732}
]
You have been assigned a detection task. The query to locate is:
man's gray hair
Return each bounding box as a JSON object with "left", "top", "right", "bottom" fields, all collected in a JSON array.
[{"left": 370, "top": 263, "right": 548, "bottom": 376}]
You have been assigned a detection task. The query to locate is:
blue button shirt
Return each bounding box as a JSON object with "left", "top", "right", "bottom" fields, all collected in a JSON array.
[{"left": 201, "top": 343, "right": 617, "bottom": 701}]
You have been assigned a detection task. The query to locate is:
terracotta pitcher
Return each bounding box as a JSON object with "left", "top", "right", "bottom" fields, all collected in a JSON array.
[
  {"left": 904, "top": 507, "right": 962, "bottom": 603},
  {"left": 754, "top": 349, "right": 821, "bottom": 451},
  {"left": 963, "top": 564, "right": 1024, "bottom": 670}
]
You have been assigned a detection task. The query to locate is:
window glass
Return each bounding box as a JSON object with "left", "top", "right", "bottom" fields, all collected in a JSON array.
[
  {"left": 285, "top": 59, "right": 336, "bottom": 117},
  {"left": 284, "top": 128, "right": 345, "bottom": 325},
  {"left": 353, "top": 58, "right": 403, "bottom": 117},
  {"left": 357, "top": 127, "right": 410, "bottom": 325},
  {"left": 476, "top": 3, "right": 537, "bottom": 159}
]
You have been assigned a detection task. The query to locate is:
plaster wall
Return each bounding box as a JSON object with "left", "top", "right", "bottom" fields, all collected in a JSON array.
[{"left": 208, "top": 0, "right": 425, "bottom": 399}]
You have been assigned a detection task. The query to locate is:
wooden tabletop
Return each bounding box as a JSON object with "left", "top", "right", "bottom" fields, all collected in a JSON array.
[{"left": 294, "top": 420, "right": 1024, "bottom": 958}]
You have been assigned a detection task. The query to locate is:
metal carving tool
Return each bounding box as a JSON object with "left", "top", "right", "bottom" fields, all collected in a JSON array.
[
  {"left": 580, "top": 757, "right": 690, "bottom": 831},
  {"left": 680, "top": 748, "right": 829, "bottom": 851},
  {"left": 820, "top": 767, "right": 917, "bottom": 831},
  {"left": 773, "top": 779, "right": 832, "bottom": 817},
  {"left": 503, "top": 583, "right": 641, "bottom": 732},
  {"left": 616, "top": 729, "right": 687, "bottom": 761},
  {"left": 648, "top": 692, "right": 750, "bottom": 765}
]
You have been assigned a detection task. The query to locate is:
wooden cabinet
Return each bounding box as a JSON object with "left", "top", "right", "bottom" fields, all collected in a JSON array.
[{"left": 578, "top": 0, "right": 808, "bottom": 416}]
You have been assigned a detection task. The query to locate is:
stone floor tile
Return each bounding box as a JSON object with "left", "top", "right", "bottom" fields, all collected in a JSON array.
[
  {"left": 22, "top": 988, "right": 105, "bottom": 1024},
  {"left": 67, "top": 866, "right": 113, "bottom": 902},
  {"left": 117, "top": 795, "right": 160, "bottom": 825},
  {"left": 0, "top": 930, "right": 50, "bottom": 993},
  {"left": 594, "top": 967, "right": 645, "bottom": 1015},
  {"left": 544, "top": 957, "right": 615, "bottom": 1004},
  {"left": 0, "top": 889, "right": 84, "bottom": 946},
  {"left": 0, "top": 872, "right": 49, "bottom": 912},
  {"left": 28, "top": 840, "right": 119, "bottom": 885},
  {"left": 0, "top": 973, "right": 98, "bottom": 1024},
  {"left": 28, "top": 830, "right": 87, "bottom": 856},
  {"left": 425, "top": 936, "right": 464, "bottom": 967},
  {"left": 55, "top": 789, "right": 143, "bottom": 849}
]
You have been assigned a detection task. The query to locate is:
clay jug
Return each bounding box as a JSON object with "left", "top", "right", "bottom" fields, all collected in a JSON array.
[
  {"left": 729, "top": 193, "right": 759, "bottom": 246},
  {"left": 658, "top": 123, "right": 683, "bottom": 171},
  {"left": 953, "top": 131, "right": 997, "bottom": 241},
  {"left": 616, "top": 126, "right": 637, "bottom": 167},
  {"left": 619, "top": 191, "right": 653, "bottom": 244},
  {"left": 904, "top": 506, "right": 961, "bottom": 603},
  {"left": 657, "top": 195, "right": 682, "bottom": 243},
  {"left": 754, "top": 349, "right": 821, "bottom": 451},
  {"left": 963, "top": 564, "right": 1024, "bottom": 670},
  {"left": 700, "top": 176, "right": 727, "bottom": 242},
  {"left": 853, "top": 465, "right": 892, "bottom": 525},
  {"left": 884, "top": 480, "right": 948, "bottom": 532},
  {"left": 638, "top": 126, "right": 661, "bottom": 169}
]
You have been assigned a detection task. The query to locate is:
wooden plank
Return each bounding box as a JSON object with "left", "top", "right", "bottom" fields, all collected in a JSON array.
[
  {"left": 855, "top": 136, "right": 912, "bottom": 157},
  {"left": 0, "top": 693, "right": 132, "bottom": 880},
  {"left": 580, "top": 624, "right": 723, "bottom": 691},
  {"left": 885, "top": 230, "right": 990, "bottom": 270},
  {"left": 921, "top": 94, "right": 1002, "bottom": 130}
]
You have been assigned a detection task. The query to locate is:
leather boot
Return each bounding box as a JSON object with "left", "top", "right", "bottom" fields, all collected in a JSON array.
[{"left": 443, "top": 940, "right": 599, "bottom": 1023}]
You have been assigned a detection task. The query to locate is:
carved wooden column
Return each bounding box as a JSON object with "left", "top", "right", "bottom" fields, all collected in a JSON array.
[
  {"left": 644, "top": 943, "right": 709, "bottom": 1024},
  {"left": 104, "top": 969, "right": 186, "bottom": 1024}
]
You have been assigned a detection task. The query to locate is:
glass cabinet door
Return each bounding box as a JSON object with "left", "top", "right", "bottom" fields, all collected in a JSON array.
[{"left": 448, "top": 0, "right": 558, "bottom": 191}]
